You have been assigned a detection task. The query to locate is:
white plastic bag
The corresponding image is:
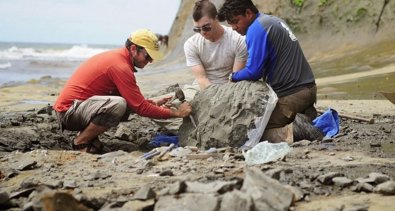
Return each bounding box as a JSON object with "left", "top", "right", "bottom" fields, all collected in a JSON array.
[
  {"left": 243, "top": 141, "right": 291, "bottom": 165},
  {"left": 242, "top": 84, "right": 278, "bottom": 149}
]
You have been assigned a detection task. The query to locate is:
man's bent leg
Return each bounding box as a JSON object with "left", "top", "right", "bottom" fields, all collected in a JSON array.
[
  {"left": 266, "top": 85, "right": 317, "bottom": 129},
  {"left": 61, "top": 96, "right": 127, "bottom": 152},
  {"left": 74, "top": 122, "right": 108, "bottom": 146}
]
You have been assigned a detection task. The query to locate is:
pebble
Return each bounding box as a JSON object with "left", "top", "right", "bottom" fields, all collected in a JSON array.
[
  {"left": 159, "top": 170, "right": 174, "bottom": 177},
  {"left": 342, "top": 156, "right": 354, "bottom": 161},
  {"left": 63, "top": 180, "right": 78, "bottom": 189}
]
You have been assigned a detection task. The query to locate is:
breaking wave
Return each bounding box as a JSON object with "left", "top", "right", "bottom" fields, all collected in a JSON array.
[
  {"left": 0, "top": 44, "right": 109, "bottom": 61},
  {"left": 0, "top": 62, "right": 12, "bottom": 69}
]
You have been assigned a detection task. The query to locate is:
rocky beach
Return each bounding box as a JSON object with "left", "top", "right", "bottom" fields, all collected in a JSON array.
[{"left": 1, "top": 0, "right": 395, "bottom": 210}]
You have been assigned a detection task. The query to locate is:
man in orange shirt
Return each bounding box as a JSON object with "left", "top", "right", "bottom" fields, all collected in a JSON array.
[{"left": 54, "top": 29, "right": 192, "bottom": 153}]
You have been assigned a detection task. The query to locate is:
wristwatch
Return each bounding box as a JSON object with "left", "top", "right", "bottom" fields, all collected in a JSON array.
[{"left": 228, "top": 72, "right": 234, "bottom": 82}]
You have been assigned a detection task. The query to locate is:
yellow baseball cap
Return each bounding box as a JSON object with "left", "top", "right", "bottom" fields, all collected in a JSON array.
[{"left": 129, "top": 29, "right": 164, "bottom": 61}]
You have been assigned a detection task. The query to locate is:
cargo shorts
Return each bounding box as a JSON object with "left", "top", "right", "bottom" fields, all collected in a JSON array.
[
  {"left": 266, "top": 84, "right": 317, "bottom": 129},
  {"left": 56, "top": 96, "right": 129, "bottom": 131}
]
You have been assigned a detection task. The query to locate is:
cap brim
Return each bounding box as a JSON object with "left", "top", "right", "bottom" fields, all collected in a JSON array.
[{"left": 146, "top": 49, "right": 164, "bottom": 61}]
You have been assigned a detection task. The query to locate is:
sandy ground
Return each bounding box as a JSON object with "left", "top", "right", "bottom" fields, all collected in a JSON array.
[{"left": 1, "top": 76, "right": 394, "bottom": 117}]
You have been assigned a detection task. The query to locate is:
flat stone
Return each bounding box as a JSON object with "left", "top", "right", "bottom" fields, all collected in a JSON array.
[
  {"left": 16, "top": 160, "right": 37, "bottom": 171},
  {"left": 43, "top": 180, "right": 63, "bottom": 188},
  {"left": 332, "top": 177, "right": 353, "bottom": 187},
  {"left": 20, "top": 177, "right": 40, "bottom": 189},
  {"left": 374, "top": 181, "right": 395, "bottom": 195},
  {"left": 122, "top": 199, "right": 155, "bottom": 210},
  {"left": 169, "top": 147, "right": 192, "bottom": 157},
  {"left": 343, "top": 204, "right": 369, "bottom": 211},
  {"left": 9, "top": 188, "right": 35, "bottom": 199},
  {"left": 242, "top": 167, "right": 293, "bottom": 211},
  {"left": 88, "top": 170, "right": 112, "bottom": 181},
  {"left": 284, "top": 185, "right": 304, "bottom": 202},
  {"left": 317, "top": 172, "right": 344, "bottom": 185},
  {"left": 168, "top": 181, "right": 186, "bottom": 195},
  {"left": 219, "top": 190, "right": 253, "bottom": 211},
  {"left": 4, "top": 168, "right": 19, "bottom": 179},
  {"left": 133, "top": 185, "right": 156, "bottom": 200},
  {"left": 351, "top": 183, "right": 374, "bottom": 193},
  {"left": 290, "top": 140, "right": 311, "bottom": 147},
  {"left": 368, "top": 172, "right": 390, "bottom": 184},
  {"left": 185, "top": 180, "right": 238, "bottom": 194},
  {"left": 63, "top": 180, "right": 78, "bottom": 189},
  {"left": 39, "top": 191, "right": 91, "bottom": 211},
  {"left": 264, "top": 168, "right": 284, "bottom": 180},
  {"left": 155, "top": 193, "right": 218, "bottom": 211},
  {"left": 342, "top": 156, "right": 354, "bottom": 161},
  {"left": 355, "top": 177, "right": 375, "bottom": 184},
  {"left": 0, "top": 191, "right": 10, "bottom": 204},
  {"left": 114, "top": 124, "right": 132, "bottom": 140}
]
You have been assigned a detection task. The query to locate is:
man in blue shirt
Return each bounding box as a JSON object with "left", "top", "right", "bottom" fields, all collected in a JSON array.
[{"left": 218, "top": 0, "right": 317, "bottom": 130}]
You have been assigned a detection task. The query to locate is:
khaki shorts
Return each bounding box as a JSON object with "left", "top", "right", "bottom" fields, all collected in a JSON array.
[
  {"left": 266, "top": 84, "right": 317, "bottom": 129},
  {"left": 56, "top": 96, "right": 128, "bottom": 131}
]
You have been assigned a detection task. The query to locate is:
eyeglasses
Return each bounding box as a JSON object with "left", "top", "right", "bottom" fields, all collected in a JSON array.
[
  {"left": 193, "top": 23, "right": 212, "bottom": 33},
  {"left": 138, "top": 47, "right": 152, "bottom": 61}
]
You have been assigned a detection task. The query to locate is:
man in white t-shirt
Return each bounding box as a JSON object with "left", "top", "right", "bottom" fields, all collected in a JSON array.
[
  {"left": 184, "top": 0, "right": 247, "bottom": 90},
  {"left": 153, "top": 0, "right": 247, "bottom": 134}
]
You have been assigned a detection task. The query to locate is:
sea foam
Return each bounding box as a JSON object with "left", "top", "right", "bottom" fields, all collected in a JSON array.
[
  {"left": 0, "top": 44, "right": 108, "bottom": 61},
  {"left": 0, "top": 62, "right": 11, "bottom": 69}
]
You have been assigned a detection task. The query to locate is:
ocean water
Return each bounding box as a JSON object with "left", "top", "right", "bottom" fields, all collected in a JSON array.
[{"left": 0, "top": 42, "right": 119, "bottom": 87}]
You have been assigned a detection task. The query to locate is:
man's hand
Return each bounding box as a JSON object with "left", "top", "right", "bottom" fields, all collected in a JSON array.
[
  {"left": 147, "top": 96, "right": 173, "bottom": 106},
  {"left": 171, "top": 102, "right": 192, "bottom": 118}
]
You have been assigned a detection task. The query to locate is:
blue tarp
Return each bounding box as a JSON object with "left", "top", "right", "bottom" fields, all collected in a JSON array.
[{"left": 313, "top": 108, "right": 340, "bottom": 138}]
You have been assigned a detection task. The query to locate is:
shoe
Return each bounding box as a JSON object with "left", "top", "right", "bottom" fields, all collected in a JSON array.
[{"left": 72, "top": 137, "right": 110, "bottom": 154}]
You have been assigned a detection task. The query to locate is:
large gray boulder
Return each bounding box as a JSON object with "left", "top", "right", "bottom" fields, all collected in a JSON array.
[{"left": 179, "top": 81, "right": 273, "bottom": 149}]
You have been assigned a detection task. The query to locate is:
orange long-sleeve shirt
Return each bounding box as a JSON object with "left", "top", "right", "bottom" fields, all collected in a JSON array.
[{"left": 53, "top": 48, "right": 172, "bottom": 119}]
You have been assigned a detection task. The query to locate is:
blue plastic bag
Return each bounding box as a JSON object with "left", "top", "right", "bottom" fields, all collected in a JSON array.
[
  {"left": 148, "top": 134, "right": 179, "bottom": 148},
  {"left": 313, "top": 108, "right": 340, "bottom": 138}
]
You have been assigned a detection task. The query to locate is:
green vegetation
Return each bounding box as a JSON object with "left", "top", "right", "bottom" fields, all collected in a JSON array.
[
  {"left": 354, "top": 7, "right": 368, "bottom": 22},
  {"left": 319, "top": 0, "right": 328, "bottom": 6},
  {"left": 292, "top": 0, "right": 304, "bottom": 7}
]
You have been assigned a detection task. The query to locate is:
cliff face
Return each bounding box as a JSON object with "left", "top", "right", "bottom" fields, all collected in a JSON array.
[
  {"left": 159, "top": 0, "right": 395, "bottom": 100},
  {"left": 166, "top": 0, "right": 395, "bottom": 59}
]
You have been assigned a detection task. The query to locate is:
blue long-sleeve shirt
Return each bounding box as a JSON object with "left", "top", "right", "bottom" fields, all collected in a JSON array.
[{"left": 231, "top": 13, "right": 315, "bottom": 97}]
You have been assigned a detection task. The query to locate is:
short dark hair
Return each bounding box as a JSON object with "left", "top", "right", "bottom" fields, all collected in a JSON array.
[
  {"left": 218, "top": 0, "right": 259, "bottom": 22},
  {"left": 125, "top": 39, "right": 144, "bottom": 51},
  {"left": 125, "top": 38, "right": 133, "bottom": 50},
  {"left": 193, "top": 0, "right": 218, "bottom": 21}
]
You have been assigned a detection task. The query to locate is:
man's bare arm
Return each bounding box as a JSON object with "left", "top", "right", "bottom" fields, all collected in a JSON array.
[{"left": 191, "top": 64, "right": 211, "bottom": 89}]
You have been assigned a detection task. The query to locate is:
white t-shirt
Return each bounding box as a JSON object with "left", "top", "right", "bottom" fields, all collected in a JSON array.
[{"left": 184, "top": 26, "right": 248, "bottom": 85}]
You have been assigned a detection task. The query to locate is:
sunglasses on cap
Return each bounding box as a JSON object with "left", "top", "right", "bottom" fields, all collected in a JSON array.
[{"left": 193, "top": 23, "right": 212, "bottom": 33}]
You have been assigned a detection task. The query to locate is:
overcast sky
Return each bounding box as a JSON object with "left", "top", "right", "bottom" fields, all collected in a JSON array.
[{"left": 0, "top": 0, "right": 181, "bottom": 45}]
